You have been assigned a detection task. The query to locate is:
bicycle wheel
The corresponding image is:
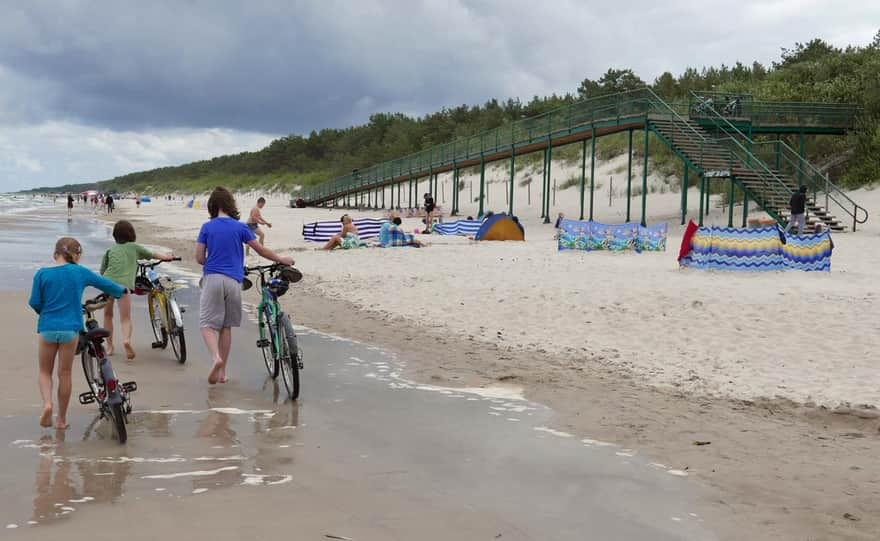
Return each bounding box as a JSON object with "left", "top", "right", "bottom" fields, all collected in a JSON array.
[
  {"left": 110, "top": 402, "right": 127, "bottom": 444},
  {"left": 278, "top": 313, "right": 300, "bottom": 400},
  {"left": 148, "top": 293, "right": 168, "bottom": 349},
  {"left": 81, "top": 347, "right": 101, "bottom": 398},
  {"left": 167, "top": 302, "right": 186, "bottom": 363},
  {"left": 258, "top": 306, "right": 279, "bottom": 378}
]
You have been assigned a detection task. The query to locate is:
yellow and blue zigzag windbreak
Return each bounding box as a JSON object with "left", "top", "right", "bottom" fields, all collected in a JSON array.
[{"left": 679, "top": 224, "right": 832, "bottom": 272}]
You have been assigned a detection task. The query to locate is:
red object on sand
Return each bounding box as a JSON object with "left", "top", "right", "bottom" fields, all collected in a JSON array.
[{"left": 678, "top": 220, "right": 699, "bottom": 261}]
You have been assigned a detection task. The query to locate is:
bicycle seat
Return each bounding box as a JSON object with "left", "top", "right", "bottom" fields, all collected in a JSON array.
[{"left": 85, "top": 327, "right": 111, "bottom": 340}]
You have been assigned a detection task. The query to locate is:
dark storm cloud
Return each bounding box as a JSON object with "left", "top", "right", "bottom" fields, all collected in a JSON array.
[
  {"left": 0, "top": 0, "right": 877, "bottom": 191},
  {"left": 1, "top": 1, "right": 877, "bottom": 135}
]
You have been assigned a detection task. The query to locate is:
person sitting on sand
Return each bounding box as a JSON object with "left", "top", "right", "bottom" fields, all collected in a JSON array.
[
  {"left": 100, "top": 220, "right": 175, "bottom": 359},
  {"left": 196, "top": 187, "right": 293, "bottom": 385},
  {"left": 322, "top": 214, "right": 361, "bottom": 250},
  {"left": 28, "top": 237, "right": 125, "bottom": 429},
  {"left": 245, "top": 197, "right": 272, "bottom": 256},
  {"left": 379, "top": 216, "right": 426, "bottom": 247}
]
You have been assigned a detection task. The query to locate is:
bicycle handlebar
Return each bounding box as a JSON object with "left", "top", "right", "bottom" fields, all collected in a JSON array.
[
  {"left": 138, "top": 257, "right": 182, "bottom": 269},
  {"left": 82, "top": 293, "right": 109, "bottom": 313}
]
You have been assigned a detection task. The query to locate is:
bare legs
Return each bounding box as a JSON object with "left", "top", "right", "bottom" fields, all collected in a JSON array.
[
  {"left": 201, "top": 327, "right": 232, "bottom": 384},
  {"left": 103, "top": 294, "right": 134, "bottom": 359},
  {"left": 37, "top": 337, "right": 78, "bottom": 429},
  {"left": 246, "top": 227, "right": 265, "bottom": 255},
  {"left": 322, "top": 234, "right": 342, "bottom": 250}
]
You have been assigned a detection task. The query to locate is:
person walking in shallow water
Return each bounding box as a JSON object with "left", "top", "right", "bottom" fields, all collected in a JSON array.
[
  {"left": 196, "top": 187, "right": 293, "bottom": 385},
  {"left": 28, "top": 238, "right": 125, "bottom": 429}
]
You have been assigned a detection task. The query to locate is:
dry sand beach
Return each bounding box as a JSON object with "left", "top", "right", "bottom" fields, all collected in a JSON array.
[{"left": 97, "top": 165, "right": 880, "bottom": 540}]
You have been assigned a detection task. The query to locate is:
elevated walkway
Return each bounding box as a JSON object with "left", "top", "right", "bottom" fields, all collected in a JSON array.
[{"left": 297, "top": 88, "right": 867, "bottom": 231}]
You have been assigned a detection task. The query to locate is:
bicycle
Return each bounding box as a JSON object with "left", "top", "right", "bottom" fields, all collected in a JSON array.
[
  {"left": 135, "top": 257, "right": 187, "bottom": 363},
  {"left": 243, "top": 264, "right": 304, "bottom": 400},
  {"left": 77, "top": 294, "right": 137, "bottom": 444}
]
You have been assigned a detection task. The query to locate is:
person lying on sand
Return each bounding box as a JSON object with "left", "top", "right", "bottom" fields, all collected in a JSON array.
[{"left": 323, "top": 214, "right": 361, "bottom": 250}]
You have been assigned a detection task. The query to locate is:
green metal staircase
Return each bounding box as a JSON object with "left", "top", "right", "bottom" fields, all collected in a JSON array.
[{"left": 298, "top": 88, "right": 867, "bottom": 231}]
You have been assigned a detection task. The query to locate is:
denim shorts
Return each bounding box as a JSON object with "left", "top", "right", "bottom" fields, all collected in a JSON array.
[{"left": 39, "top": 330, "right": 79, "bottom": 344}]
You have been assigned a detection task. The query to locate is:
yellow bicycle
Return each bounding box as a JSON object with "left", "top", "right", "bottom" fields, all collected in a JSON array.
[{"left": 135, "top": 258, "right": 187, "bottom": 363}]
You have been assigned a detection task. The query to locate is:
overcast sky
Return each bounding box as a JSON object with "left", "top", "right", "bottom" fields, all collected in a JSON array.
[{"left": 0, "top": 0, "right": 876, "bottom": 191}]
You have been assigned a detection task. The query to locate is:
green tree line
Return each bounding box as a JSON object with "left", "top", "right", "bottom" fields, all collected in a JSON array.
[{"left": 35, "top": 32, "right": 880, "bottom": 195}]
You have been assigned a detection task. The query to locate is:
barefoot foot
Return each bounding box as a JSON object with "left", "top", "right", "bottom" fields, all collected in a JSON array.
[
  {"left": 55, "top": 419, "right": 69, "bottom": 430},
  {"left": 208, "top": 361, "right": 223, "bottom": 385},
  {"left": 124, "top": 342, "right": 136, "bottom": 360},
  {"left": 39, "top": 405, "right": 53, "bottom": 428}
]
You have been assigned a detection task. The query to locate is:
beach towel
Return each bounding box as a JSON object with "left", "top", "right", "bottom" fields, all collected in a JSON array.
[
  {"left": 384, "top": 227, "right": 420, "bottom": 247},
  {"left": 678, "top": 224, "right": 832, "bottom": 272},
  {"left": 302, "top": 218, "right": 385, "bottom": 242}
]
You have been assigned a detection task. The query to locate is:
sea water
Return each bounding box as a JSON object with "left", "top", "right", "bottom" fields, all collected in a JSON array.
[{"left": 0, "top": 194, "right": 113, "bottom": 291}]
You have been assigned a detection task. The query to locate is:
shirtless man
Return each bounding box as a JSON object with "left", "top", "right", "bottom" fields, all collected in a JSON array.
[
  {"left": 322, "top": 214, "right": 359, "bottom": 250},
  {"left": 245, "top": 197, "right": 272, "bottom": 255}
]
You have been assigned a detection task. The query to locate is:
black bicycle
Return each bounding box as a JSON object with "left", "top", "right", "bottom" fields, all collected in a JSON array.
[
  {"left": 243, "top": 264, "right": 304, "bottom": 400},
  {"left": 77, "top": 294, "right": 137, "bottom": 443}
]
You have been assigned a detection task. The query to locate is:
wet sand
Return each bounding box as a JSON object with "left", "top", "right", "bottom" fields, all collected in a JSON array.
[{"left": 1, "top": 285, "right": 716, "bottom": 540}]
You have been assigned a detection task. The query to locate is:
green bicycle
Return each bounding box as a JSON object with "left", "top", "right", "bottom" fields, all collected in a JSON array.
[{"left": 243, "top": 263, "right": 304, "bottom": 400}]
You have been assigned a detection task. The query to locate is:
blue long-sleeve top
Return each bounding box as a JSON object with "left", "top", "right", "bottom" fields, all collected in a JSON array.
[{"left": 29, "top": 263, "right": 125, "bottom": 333}]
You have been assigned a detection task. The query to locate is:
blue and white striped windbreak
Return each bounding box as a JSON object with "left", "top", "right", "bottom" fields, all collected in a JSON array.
[
  {"left": 301, "top": 218, "right": 387, "bottom": 242},
  {"left": 432, "top": 219, "right": 482, "bottom": 236}
]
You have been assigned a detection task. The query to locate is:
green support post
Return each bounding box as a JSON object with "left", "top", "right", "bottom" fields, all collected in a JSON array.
[
  {"left": 775, "top": 139, "right": 781, "bottom": 171},
  {"left": 728, "top": 180, "right": 735, "bottom": 227},
  {"left": 641, "top": 123, "right": 649, "bottom": 227},
  {"left": 397, "top": 182, "right": 401, "bottom": 209},
  {"left": 540, "top": 147, "right": 548, "bottom": 219},
  {"left": 681, "top": 164, "right": 689, "bottom": 225},
  {"left": 626, "top": 130, "right": 633, "bottom": 222},
  {"left": 705, "top": 181, "right": 710, "bottom": 215},
  {"left": 452, "top": 167, "right": 459, "bottom": 215},
  {"left": 509, "top": 148, "right": 516, "bottom": 216},
  {"left": 698, "top": 175, "right": 705, "bottom": 226},
  {"left": 589, "top": 128, "right": 596, "bottom": 221},
  {"left": 478, "top": 155, "right": 486, "bottom": 217},
  {"left": 578, "top": 138, "right": 587, "bottom": 220},
  {"left": 544, "top": 141, "right": 553, "bottom": 224},
  {"left": 742, "top": 190, "right": 749, "bottom": 227}
]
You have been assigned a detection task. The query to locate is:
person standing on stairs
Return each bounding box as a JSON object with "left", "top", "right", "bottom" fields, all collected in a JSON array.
[{"left": 784, "top": 185, "right": 808, "bottom": 235}]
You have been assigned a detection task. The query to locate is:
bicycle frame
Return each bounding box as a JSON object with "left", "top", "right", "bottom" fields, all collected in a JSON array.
[{"left": 256, "top": 274, "right": 284, "bottom": 360}]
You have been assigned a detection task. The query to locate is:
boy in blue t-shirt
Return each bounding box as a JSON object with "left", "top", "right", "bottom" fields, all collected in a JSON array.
[{"left": 196, "top": 187, "right": 293, "bottom": 385}]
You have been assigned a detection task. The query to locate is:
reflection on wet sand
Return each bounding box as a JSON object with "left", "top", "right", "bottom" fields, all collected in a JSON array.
[
  {"left": 16, "top": 389, "right": 301, "bottom": 527},
  {"left": 31, "top": 433, "right": 131, "bottom": 524}
]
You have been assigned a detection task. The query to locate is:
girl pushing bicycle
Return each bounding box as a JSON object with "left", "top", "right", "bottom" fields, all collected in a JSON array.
[
  {"left": 196, "top": 187, "right": 293, "bottom": 385},
  {"left": 100, "top": 220, "right": 175, "bottom": 360},
  {"left": 28, "top": 238, "right": 125, "bottom": 429}
]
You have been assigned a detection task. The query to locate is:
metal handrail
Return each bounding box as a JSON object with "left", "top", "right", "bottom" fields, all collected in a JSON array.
[
  {"left": 751, "top": 141, "right": 869, "bottom": 230},
  {"left": 690, "top": 91, "right": 868, "bottom": 230}
]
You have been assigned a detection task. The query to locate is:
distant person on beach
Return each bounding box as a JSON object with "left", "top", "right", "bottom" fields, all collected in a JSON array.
[
  {"left": 322, "top": 214, "right": 360, "bottom": 250},
  {"left": 28, "top": 237, "right": 125, "bottom": 429},
  {"left": 245, "top": 197, "right": 272, "bottom": 256},
  {"left": 105, "top": 194, "right": 114, "bottom": 214},
  {"left": 100, "top": 220, "right": 175, "bottom": 360},
  {"left": 379, "top": 215, "right": 426, "bottom": 247},
  {"left": 784, "top": 186, "right": 807, "bottom": 235},
  {"left": 423, "top": 193, "right": 435, "bottom": 234},
  {"left": 196, "top": 187, "right": 293, "bottom": 385},
  {"left": 66, "top": 194, "right": 73, "bottom": 218},
  {"left": 135, "top": 197, "right": 141, "bottom": 209}
]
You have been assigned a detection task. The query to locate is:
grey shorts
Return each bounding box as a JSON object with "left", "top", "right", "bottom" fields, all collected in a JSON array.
[{"left": 199, "top": 274, "right": 243, "bottom": 330}]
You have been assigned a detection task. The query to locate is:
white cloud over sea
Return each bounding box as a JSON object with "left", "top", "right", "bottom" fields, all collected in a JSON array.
[{"left": 0, "top": 0, "right": 876, "bottom": 191}]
